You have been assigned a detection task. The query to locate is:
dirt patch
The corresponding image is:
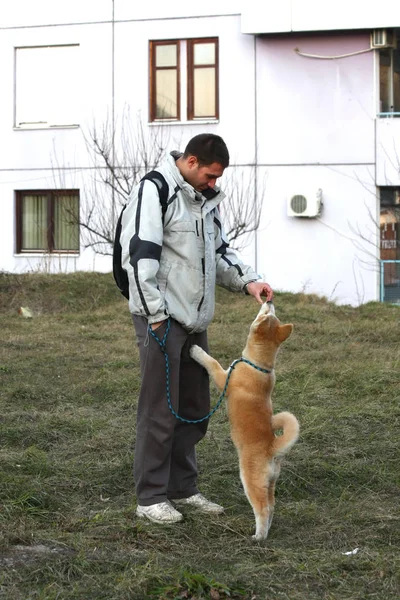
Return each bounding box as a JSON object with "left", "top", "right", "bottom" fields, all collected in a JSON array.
[{"left": 0, "top": 544, "right": 75, "bottom": 568}]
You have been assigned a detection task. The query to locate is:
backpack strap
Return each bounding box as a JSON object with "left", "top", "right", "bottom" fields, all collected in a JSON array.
[
  {"left": 113, "top": 170, "right": 171, "bottom": 300},
  {"left": 140, "top": 170, "right": 170, "bottom": 223},
  {"left": 112, "top": 204, "right": 129, "bottom": 299}
]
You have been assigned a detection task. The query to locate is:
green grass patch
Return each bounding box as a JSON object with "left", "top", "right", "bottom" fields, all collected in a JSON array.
[{"left": 0, "top": 272, "right": 399, "bottom": 599}]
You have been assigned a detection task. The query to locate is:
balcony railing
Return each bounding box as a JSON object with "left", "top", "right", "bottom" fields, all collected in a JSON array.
[{"left": 378, "top": 112, "right": 400, "bottom": 118}]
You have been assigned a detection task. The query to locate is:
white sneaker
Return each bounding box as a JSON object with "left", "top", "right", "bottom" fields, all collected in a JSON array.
[
  {"left": 136, "top": 500, "right": 183, "bottom": 524},
  {"left": 171, "top": 493, "right": 224, "bottom": 514}
]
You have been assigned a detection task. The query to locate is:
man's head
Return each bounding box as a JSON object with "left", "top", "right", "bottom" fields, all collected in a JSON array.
[{"left": 177, "top": 134, "right": 229, "bottom": 192}]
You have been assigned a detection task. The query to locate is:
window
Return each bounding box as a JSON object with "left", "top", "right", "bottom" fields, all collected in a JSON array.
[
  {"left": 15, "top": 45, "right": 80, "bottom": 128},
  {"left": 380, "top": 187, "right": 400, "bottom": 302},
  {"left": 379, "top": 38, "right": 400, "bottom": 114},
  {"left": 380, "top": 187, "right": 400, "bottom": 259},
  {"left": 16, "top": 190, "right": 80, "bottom": 253},
  {"left": 151, "top": 41, "right": 180, "bottom": 120},
  {"left": 150, "top": 38, "right": 218, "bottom": 122}
]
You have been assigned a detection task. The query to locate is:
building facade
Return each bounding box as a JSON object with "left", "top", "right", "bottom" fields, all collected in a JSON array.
[{"left": 1, "top": 0, "right": 400, "bottom": 305}]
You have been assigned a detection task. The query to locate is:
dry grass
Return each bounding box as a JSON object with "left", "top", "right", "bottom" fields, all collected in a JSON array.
[{"left": 0, "top": 272, "right": 399, "bottom": 599}]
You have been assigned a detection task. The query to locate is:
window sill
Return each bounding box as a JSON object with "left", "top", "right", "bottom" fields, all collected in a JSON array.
[
  {"left": 149, "top": 119, "right": 219, "bottom": 127},
  {"left": 13, "top": 124, "right": 80, "bottom": 131},
  {"left": 15, "top": 252, "right": 80, "bottom": 257}
]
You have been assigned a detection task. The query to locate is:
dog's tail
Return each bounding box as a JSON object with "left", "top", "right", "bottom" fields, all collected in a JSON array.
[{"left": 271, "top": 411, "right": 299, "bottom": 457}]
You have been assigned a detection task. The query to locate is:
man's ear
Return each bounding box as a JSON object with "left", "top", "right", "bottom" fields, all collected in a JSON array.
[
  {"left": 187, "top": 155, "right": 198, "bottom": 168},
  {"left": 277, "top": 323, "right": 293, "bottom": 343}
]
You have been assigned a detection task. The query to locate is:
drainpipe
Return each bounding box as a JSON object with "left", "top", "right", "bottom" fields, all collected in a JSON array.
[
  {"left": 253, "top": 34, "right": 258, "bottom": 273},
  {"left": 111, "top": 0, "right": 116, "bottom": 229}
]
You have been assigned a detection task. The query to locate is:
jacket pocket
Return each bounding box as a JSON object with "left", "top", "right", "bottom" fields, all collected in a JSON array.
[
  {"left": 169, "top": 221, "right": 196, "bottom": 233},
  {"left": 156, "top": 261, "right": 172, "bottom": 295}
]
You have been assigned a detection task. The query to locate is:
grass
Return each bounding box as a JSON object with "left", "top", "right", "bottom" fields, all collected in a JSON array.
[{"left": 0, "top": 271, "right": 399, "bottom": 599}]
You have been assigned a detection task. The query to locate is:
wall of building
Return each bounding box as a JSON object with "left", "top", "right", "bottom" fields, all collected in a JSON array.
[
  {"left": 255, "top": 164, "right": 379, "bottom": 305},
  {"left": 0, "top": 4, "right": 257, "bottom": 276},
  {"left": 0, "top": 10, "right": 114, "bottom": 274},
  {"left": 252, "top": 32, "right": 379, "bottom": 305},
  {"left": 376, "top": 119, "right": 400, "bottom": 186},
  {"left": 0, "top": 1, "right": 388, "bottom": 304},
  {"left": 255, "top": 33, "right": 375, "bottom": 165},
  {"left": 241, "top": 0, "right": 400, "bottom": 34}
]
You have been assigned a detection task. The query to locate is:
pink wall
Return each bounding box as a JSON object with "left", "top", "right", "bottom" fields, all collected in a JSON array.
[{"left": 255, "top": 32, "right": 375, "bottom": 165}]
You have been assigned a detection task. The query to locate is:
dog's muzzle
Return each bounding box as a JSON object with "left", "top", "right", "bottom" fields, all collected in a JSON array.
[{"left": 265, "top": 301, "right": 275, "bottom": 316}]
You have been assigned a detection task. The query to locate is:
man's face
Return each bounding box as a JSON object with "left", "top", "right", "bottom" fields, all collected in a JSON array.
[{"left": 185, "top": 157, "right": 225, "bottom": 192}]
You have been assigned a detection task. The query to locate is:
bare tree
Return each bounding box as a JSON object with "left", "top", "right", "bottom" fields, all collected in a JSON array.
[
  {"left": 53, "top": 108, "right": 264, "bottom": 256},
  {"left": 347, "top": 176, "right": 400, "bottom": 303},
  {"left": 346, "top": 169, "right": 398, "bottom": 268},
  {"left": 315, "top": 161, "right": 400, "bottom": 304},
  {"left": 220, "top": 165, "right": 266, "bottom": 251},
  {"left": 78, "top": 107, "right": 170, "bottom": 255}
]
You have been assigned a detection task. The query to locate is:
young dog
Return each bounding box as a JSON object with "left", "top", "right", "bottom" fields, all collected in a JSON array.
[{"left": 190, "top": 302, "right": 299, "bottom": 540}]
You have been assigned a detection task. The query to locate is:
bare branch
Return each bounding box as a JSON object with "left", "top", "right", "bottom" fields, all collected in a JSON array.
[
  {"left": 220, "top": 165, "right": 266, "bottom": 251},
  {"left": 52, "top": 109, "right": 265, "bottom": 257},
  {"left": 77, "top": 108, "right": 170, "bottom": 254}
]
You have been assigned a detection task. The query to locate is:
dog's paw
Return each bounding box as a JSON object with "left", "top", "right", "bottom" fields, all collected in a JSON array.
[
  {"left": 189, "top": 345, "right": 206, "bottom": 364},
  {"left": 252, "top": 532, "right": 269, "bottom": 542}
]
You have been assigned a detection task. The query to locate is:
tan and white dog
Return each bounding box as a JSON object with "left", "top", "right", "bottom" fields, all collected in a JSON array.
[{"left": 190, "top": 302, "right": 299, "bottom": 540}]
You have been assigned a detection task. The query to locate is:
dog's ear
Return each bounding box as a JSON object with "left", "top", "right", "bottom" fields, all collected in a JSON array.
[{"left": 277, "top": 323, "right": 293, "bottom": 343}]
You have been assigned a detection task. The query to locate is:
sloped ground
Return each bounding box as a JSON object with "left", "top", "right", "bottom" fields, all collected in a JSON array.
[{"left": 0, "top": 272, "right": 399, "bottom": 599}]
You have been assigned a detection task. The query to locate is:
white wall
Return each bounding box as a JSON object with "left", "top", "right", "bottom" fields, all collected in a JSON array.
[
  {"left": 241, "top": 0, "right": 400, "bottom": 34},
  {"left": 0, "top": 0, "right": 242, "bottom": 28},
  {"left": 255, "top": 165, "right": 379, "bottom": 306},
  {"left": 114, "top": 0, "right": 242, "bottom": 21},
  {"left": 376, "top": 119, "right": 400, "bottom": 186},
  {"left": 0, "top": 11, "right": 114, "bottom": 274},
  {"left": 0, "top": 2, "right": 386, "bottom": 304},
  {"left": 0, "top": 7, "right": 257, "bottom": 276},
  {"left": 113, "top": 15, "right": 256, "bottom": 163}
]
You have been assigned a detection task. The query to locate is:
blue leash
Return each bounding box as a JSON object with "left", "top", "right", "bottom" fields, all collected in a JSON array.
[{"left": 148, "top": 318, "right": 272, "bottom": 424}]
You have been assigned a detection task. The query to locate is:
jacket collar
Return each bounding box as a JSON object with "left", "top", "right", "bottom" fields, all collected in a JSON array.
[{"left": 167, "top": 152, "right": 226, "bottom": 212}]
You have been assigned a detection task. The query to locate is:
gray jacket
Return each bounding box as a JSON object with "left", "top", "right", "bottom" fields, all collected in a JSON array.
[{"left": 120, "top": 152, "right": 259, "bottom": 333}]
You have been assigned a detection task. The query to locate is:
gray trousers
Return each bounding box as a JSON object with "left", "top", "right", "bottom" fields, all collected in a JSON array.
[{"left": 132, "top": 316, "right": 210, "bottom": 506}]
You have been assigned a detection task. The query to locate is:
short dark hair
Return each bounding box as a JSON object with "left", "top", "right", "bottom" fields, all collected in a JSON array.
[{"left": 183, "top": 133, "right": 230, "bottom": 168}]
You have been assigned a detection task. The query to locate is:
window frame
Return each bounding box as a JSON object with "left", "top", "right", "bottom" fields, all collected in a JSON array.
[
  {"left": 187, "top": 37, "right": 219, "bottom": 121},
  {"left": 378, "top": 37, "right": 400, "bottom": 115},
  {"left": 14, "top": 44, "right": 80, "bottom": 129},
  {"left": 380, "top": 187, "right": 400, "bottom": 295},
  {"left": 149, "top": 37, "right": 219, "bottom": 123},
  {"left": 149, "top": 40, "right": 181, "bottom": 122},
  {"left": 15, "top": 189, "right": 80, "bottom": 254}
]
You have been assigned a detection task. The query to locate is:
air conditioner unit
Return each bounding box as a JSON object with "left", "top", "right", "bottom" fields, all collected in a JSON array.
[
  {"left": 287, "top": 189, "right": 322, "bottom": 218},
  {"left": 370, "top": 29, "right": 396, "bottom": 49}
]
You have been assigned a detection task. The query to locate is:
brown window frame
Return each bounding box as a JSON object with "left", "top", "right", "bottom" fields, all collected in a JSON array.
[
  {"left": 15, "top": 189, "right": 80, "bottom": 254},
  {"left": 149, "top": 40, "right": 180, "bottom": 122},
  {"left": 149, "top": 37, "right": 219, "bottom": 122},
  {"left": 187, "top": 38, "right": 219, "bottom": 121}
]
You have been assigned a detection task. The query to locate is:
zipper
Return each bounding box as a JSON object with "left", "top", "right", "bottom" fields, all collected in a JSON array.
[{"left": 197, "top": 296, "right": 204, "bottom": 311}]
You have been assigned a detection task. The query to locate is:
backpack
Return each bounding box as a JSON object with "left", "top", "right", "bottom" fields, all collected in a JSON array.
[{"left": 113, "top": 170, "right": 170, "bottom": 300}]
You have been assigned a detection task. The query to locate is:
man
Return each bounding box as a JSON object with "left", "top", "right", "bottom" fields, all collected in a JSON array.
[{"left": 120, "top": 133, "right": 273, "bottom": 524}]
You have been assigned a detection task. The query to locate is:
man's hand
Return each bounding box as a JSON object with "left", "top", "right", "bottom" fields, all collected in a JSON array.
[{"left": 246, "top": 281, "right": 274, "bottom": 304}]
